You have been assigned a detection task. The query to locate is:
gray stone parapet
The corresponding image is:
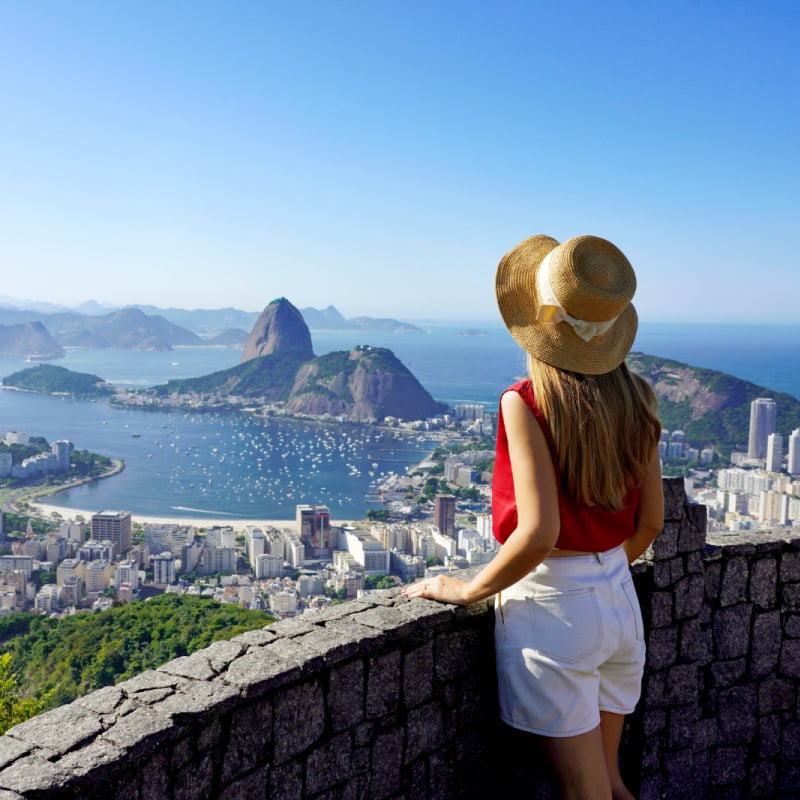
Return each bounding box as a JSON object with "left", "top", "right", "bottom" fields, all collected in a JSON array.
[{"left": 0, "top": 478, "right": 798, "bottom": 798}]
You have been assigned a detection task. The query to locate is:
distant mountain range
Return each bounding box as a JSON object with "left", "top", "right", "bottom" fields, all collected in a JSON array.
[
  {"left": 6, "top": 332, "right": 800, "bottom": 444},
  {"left": 0, "top": 298, "right": 423, "bottom": 355}
]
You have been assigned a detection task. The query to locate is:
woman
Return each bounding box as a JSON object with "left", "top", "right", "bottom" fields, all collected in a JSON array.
[{"left": 402, "top": 234, "right": 663, "bottom": 800}]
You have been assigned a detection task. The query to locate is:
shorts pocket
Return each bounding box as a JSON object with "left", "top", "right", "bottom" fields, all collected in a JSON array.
[
  {"left": 527, "top": 587, "right": 601, "bottom": 664},
  {"left": 621, "top": 578, "right": 644, "bottom": 642}
]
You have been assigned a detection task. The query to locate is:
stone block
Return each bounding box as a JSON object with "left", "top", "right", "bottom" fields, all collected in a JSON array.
[
  {"left": 365, "top": 650, "right": 401, "bottom": 718},
  {"left": 0, "top": 738, "right": 32, "bottom": 772},
  {"left": 652, "top": 525, "right": 679, "bottom": 563},
  {"left": 403, "top": 639, "right": 434, "bottom": 708},
  {"left": 173, "top": 751, "right": 215, "bottom": 800},
  {"left": 705, "top": 560, "right": 722, "bottom": 601},
  {"left": 750, "top": 558, "right": 777, "bottom": 609},
  {"left": 0, "top": 755, "right": 72, "bottom": 795},
  {"left": 665, "top": 664, "right": 697, "bottom": 704},
  {"left": 785, "top": 612, "right": 800, "bottom": 638},
  {"left": 751, "top": 611, "right": 781, "bottom": 677},
  {"left": 295, "top": 624, "right": 370, "bottom": 667},
  {"left": 709, "top": 745, "right": 748, "bottom": 786},
  {"left": 153, "top": 678, "right": 241, "bottom": 723},
  {"left": 326, "top": 658, "right": 365, "bottom": 732},
  {"left": 714, "top": 604, "right": 753, "bottom": 659},
  {"left": 268, "top": 618, "right": 318, "bottom": 638},
  {"left": 97, "top": 705, "right": 180, "bottom": 756},
  {"left": 6, "top": 702, "right": 104, "bottom": 757},
  {"left": 272, "top": 679, "right": 325, "bottom": 764},
  {"left": 717, "top": 686, "right": 757, "bottom": 743},
  {"left": 675, "top": 574, "right": 705, "bottom": 619},
  {"left": 350, "top": 604, "right": 421, "bottom": 642},
  {"left": 668, "top": 704, "right": 699, "bottom": 748},
  {"left": 783, "top": 583, "right": 800, "bottom": 611},
  {"left": 140, "top": 748, "right": 171, "bottom": 800},
  {"left": 711, "top": 658, "right": 746, "bottom": 688},
  {"left": 646, "top": 627, "right": 677, "bottom": 671},
  {"left": 758, "top": 713, "right": 781, "bottom": 758},
  {"left": 679, "top": 618, "right": 710, "bottom": 663},
  {"left": 224, "top": 647, "right": 302, "bottom": 698},
  {"left": 642, "top": 709, "right": 665, "bottom": 737},
  {"left": 267, "top": 759, "right": 303, "bottom": 800},
  {"left": 73, "top": 685, "right": 125, "bottom": 716},
  {"left": 648, "top": 590, "right": 673, "bottom": 629},
  {"left": 662, "top": 478, "right": 687, "bottom": 518},
  {"left": 780, "top": 551, "right": 800, "bottom": 582},
  {"left": 369, "top": 727, "right": 404, "bottom": 800},
  {"left": 749, "top": 761, "right": 777, "bottom": 799},
  {"left": 782, "top": 721, "right": 800, "bottom": 761},
  {"left": 405, "top": 702, "right": 445, "bottom": 764},
  {"left": 221, "top": 699, "right": 273, "bottom": 785},
  {"left": 434, "top": 627, "right": 482, "bottom": 683},
  {"left": 204, "top": 640, "right": 247, "bottom": 674},
  {"left": 719, "top": 556, "right": 749, "bottom": 607},
  {"left": 217, "top": 765, "right": 268, "bottom": 800},
  {"left": 779, "top": 639, "right": 800, "bottom": 678},
  {"left": 230, "top": 627, "right": 278, "bottom": 647},
  {"left": 55, "top": 739, "right": 125, "bottom": 779},
  {"left": 305, "top": 731, "right": 354, "bottom": 795}
]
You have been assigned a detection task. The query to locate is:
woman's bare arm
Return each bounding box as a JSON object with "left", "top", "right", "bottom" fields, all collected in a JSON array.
[
  {"left": 402, "top": 390, "right": 559, "bottom": 605},
  {"left": 622, "top": 446, "right": 664, "bottom": 563}
]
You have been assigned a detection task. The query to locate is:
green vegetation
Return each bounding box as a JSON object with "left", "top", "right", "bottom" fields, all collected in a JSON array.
[
  {"left": 363, "top": 575, "right": 397, "bottom": 590},
  {"left": 2, "top": 364, "right": 114, "bottom": 398},
  {"left": 0, "top": 595, "right": 274, "bottom": 720},
  {"left": 0, "top": 653, "right": 53, "bottom": 735}
]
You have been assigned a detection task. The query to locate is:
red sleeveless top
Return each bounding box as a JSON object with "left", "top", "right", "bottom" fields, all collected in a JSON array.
[{"left": 491, "top": 380, "right": 640, "bottom": 550}]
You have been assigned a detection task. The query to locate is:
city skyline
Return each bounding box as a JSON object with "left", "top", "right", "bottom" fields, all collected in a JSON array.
[{"left": 1, "top": 2, "right": 798, "bottom": 322}]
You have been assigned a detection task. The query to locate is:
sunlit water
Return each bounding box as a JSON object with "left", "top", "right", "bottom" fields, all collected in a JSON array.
[{"left": 0, "top": 321, "right": 797, "bottom": 520}]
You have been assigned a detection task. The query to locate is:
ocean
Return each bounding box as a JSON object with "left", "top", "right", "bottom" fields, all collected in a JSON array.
[{"left": 0, "top": 321, "right": 798, "bottom": 521}]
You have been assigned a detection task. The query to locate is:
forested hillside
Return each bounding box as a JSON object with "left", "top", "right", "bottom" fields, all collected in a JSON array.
[{"left": 0, "top": 594, "right": 274, "bottom": 731}]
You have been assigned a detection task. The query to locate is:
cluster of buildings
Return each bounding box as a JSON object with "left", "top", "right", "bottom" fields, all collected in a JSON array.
[
  {"left": 1, "top": 494, "right": 500, "bottom": 620},
  {"left": 690, "top": 397, "right": 800, "bottom": 531},
  {"left": 0, "top": 429, "right": 72, "bottom": 480}
]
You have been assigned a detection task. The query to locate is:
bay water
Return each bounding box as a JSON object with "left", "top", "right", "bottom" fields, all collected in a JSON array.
[{"left": 0, "top": 321, "right": 797, "bottom": 521}]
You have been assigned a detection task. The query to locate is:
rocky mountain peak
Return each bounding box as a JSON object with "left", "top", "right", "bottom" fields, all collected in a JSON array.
[{"left": 241, "top": 298, "right": 314, "bottom": 363}]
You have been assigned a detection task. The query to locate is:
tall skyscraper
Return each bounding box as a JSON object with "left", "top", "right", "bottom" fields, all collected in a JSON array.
[
  {"left": 434, "top": 494, "right": 456, "bottom": 538},
  {"left": 296, "top": 504, "right": 332, "bottom": 559},
  {"left": 747, "top": 398, "right": 777, "bottom": 460},
  {"left": 91, "top": 511, "right": 132, "bottom": 556},
  {"left": 788, "top": 428, "right": 800, "bottom": 476},
  {"left": 766, "top": 434, "right": 783, "bottom": 473}
]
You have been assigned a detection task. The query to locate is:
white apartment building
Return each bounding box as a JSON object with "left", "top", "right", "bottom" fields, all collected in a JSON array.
[
  {"left": 34, "top": 584, "right": 60, "bottom": 613},
  {"left": 84, "top": 560, "right": 113, "bottom": 595},
  {"left": 343, "top": 529, "right": 389, "bottom": 575},
  {"left": 245, "top": 526, "right": 266, "bottom": 566},
  {"left": 767, "top": 433, "right": 783, "bottom": 473},
  {"left": 152, "top": 552, "right": 176, "bottom": 585},
  {"left": 255, "top": 553, "right": 283, "bottom": 579},
  {"left": 269, "top": 590, "right": 298, "bottom": 616},
  {"left": 788, "top": 429, "right": 800, "bottom": 476},
  {"left": 115, "top": 559, "right": 140, "bottom": 591}
]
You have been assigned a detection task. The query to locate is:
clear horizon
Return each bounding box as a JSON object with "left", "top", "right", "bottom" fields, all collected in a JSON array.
[{"left": 1, "top": 2, "right": 798, "bottom": 323}]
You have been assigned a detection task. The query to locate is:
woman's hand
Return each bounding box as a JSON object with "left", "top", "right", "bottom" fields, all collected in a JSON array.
[{"left": 401, "top": 575, "right": 474, "bottom": 606}]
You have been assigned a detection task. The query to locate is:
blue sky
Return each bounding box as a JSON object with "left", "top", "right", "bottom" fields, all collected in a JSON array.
[{"left": 1, "top": 1, "right": 797, "bottom": 322}]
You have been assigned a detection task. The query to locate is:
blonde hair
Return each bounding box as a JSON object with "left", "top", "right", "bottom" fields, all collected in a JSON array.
[{"left": 528, "top": 356, "right": 661, "bottom": 510}]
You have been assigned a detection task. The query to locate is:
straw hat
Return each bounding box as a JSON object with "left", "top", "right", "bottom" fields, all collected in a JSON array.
[{"left": 495, "top": 234, "right": 638, "bottom": 375}]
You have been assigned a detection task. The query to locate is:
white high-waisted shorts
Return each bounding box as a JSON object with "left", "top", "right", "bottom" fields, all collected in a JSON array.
[{"left": 494, "top": 545, "right": 645, "bottom": 737}]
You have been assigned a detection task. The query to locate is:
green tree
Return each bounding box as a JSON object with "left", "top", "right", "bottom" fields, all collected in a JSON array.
[{"left": 0, "top": 653, "right": 52, "bottom": 734}]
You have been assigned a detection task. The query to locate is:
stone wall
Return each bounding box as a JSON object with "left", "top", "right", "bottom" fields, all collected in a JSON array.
[{"left": 0, "top": 478, "right": 798, "bottom": 799}]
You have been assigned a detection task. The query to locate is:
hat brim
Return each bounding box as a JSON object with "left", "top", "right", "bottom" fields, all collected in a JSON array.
[{"left": 495, "top": 234, "right": 638, "bottom": 375}]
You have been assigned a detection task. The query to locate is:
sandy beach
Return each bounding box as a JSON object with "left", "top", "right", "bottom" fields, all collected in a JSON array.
[
  {"left": 31, "top": 500, "right": 297, "bottom": 531},
  {"left": 30, "top": 500, "right": 355, "bottom": 533}
]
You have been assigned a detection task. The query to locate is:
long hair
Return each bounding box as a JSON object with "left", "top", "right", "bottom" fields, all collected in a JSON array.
[{"left": 528, "top": 356, "right": 661, "bottom": 510}]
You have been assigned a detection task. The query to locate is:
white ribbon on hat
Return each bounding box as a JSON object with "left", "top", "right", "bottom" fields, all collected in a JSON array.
[{"left": 535, "top": 251, "right": 619, "bottom": 342}]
